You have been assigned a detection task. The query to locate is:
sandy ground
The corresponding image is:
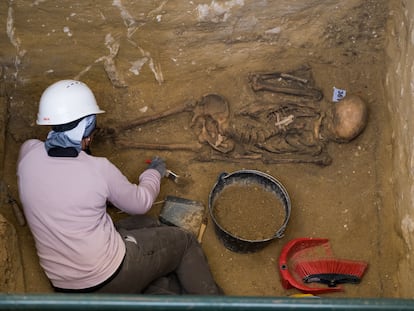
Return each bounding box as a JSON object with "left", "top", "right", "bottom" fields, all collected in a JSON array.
[{"left": 0, "top": 0, "right": 404, "bottom": 298}]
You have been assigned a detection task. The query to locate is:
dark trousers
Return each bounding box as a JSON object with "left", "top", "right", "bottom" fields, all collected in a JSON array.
[{"left": 95, "top": 215, "right": 221, "bottom": 295}]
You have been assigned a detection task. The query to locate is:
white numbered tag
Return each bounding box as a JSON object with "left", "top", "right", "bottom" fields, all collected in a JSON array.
[{"left": 332, "top": 87, "right": 346, "bottom": 102}]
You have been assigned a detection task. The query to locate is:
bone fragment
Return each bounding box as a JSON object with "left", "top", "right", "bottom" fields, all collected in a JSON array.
[
  {"left": 117, "top": 99, "right": 197, "bottom": 132},
  {"left": 115, "top": 140, "right": 203, "bottom": 152},
  {"left": 251, "top": 80, "right": 322, "bottom": 100},
  {"left": 275, "top": 114, "right": 294, "bottom": 129},
  {"left": 262, "top": 153, "right": 332, "bottom": 166},
  {"left": 280, "top": 73, "right": 308, "bottom": 84},
  {"left": 196, "top": 152, "right": 262, "bottom": 163}
]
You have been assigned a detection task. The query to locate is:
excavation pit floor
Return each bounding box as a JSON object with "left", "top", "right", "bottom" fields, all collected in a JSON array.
[{"left": 0, "top": 0, "right": 402, "bottom": 298}]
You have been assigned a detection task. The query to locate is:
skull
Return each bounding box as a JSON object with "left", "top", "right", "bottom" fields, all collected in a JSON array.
[
  {"left": 191, "top": 94, "right": 234, "bottom": 153},
  {"left": 324, "top": 95, "right": 368, "bottom": 143}
]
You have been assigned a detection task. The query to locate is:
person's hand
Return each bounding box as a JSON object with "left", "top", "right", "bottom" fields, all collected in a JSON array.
[{"left": 147, "top": 156, "right": 166, "bottom": 177}]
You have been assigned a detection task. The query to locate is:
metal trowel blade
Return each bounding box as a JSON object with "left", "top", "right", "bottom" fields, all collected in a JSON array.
[{"left": 165, "top": 169, "right": 179, "bottom": 183}]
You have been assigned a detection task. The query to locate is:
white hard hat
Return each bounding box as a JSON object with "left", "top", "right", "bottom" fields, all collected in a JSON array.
[{"left": 36, "top": 80, "right": 105, "bottom": 125}]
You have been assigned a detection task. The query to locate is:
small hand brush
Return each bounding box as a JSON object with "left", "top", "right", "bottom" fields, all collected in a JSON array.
[
  {"left": 294, "top": 258, "right": 368, "bottom": 288},
  {"left": 279, "top": 238, "right": 343, "bottom": 294}
]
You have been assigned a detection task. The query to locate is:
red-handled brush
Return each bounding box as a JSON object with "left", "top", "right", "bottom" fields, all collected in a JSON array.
[
  {"left": 294, "top": 258, "right": 368, "bottom": 288},
  {"left": 279, "top": 238, "right": 369, "bottom": 294},
  {"left": 279, "top": 237, "right": 343, "bottom": 294}
]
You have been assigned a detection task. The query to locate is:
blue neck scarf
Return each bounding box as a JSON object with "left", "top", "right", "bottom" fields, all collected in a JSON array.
[{"left": 45, "top": 115, "right": 96, "bottom": 156}]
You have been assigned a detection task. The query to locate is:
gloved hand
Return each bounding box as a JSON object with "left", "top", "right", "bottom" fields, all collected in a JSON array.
[{"left": 147, "top": 156, "right": 166, "bottom": 177}]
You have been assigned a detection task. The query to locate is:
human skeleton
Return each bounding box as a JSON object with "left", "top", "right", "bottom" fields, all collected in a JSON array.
[{"left": 97, "top": 66, "right": 367, "bottom": 166}]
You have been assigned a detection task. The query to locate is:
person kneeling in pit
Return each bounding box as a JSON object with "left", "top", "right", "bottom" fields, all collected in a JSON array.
[{"left": 17, "top": 79, "right": 222, "bottom": 295}]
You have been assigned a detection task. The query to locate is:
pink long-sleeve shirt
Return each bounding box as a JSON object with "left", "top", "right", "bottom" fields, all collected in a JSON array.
[{"left": 17, "top": 139, "right": 161, "bottom": 289}]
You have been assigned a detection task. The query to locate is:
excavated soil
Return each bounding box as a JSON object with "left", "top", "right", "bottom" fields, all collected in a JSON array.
[
  {"left": 212, "top": 182, "right": 287, "bottom": 241},
  {"left": 0, "top": 0, "right": 404, "bottom": 297}
]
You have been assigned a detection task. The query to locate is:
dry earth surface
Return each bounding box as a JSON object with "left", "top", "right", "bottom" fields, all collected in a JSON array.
[{"left": 0, "top": 0, "right": 404, "bottom": 298}]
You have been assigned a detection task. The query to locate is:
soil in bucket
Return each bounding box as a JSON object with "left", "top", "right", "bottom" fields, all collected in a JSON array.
[{"left": 212, "top": 183, "right": 286, "bottom": 241}]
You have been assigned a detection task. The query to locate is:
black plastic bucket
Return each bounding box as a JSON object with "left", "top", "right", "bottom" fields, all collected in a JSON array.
[{"left": 208, "top": 170, "right": 291, "bottom": 253}]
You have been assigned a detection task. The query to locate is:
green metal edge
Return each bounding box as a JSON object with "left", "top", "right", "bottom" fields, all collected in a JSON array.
[{"left": 0, "top": 294, "right": 414, "bottom": 311}]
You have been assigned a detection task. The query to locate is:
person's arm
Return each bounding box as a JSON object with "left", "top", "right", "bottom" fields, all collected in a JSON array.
[{"left": 102, "top": 159, "right": 162, "bottom": 214}]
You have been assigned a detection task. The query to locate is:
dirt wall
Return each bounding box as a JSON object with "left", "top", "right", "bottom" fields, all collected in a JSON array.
[{"left": 385, "top": 0, "right": 414, "bottom": 297}]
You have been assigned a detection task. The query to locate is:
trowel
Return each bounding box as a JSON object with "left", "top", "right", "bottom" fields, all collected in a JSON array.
[{"left": 145, "top": 159, "right": 180, "bottom": 183}]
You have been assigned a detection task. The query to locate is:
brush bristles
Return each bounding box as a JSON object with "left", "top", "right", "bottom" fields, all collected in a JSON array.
[{"left": 294, "top": 258, "right": 368, "bottom": 279}]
